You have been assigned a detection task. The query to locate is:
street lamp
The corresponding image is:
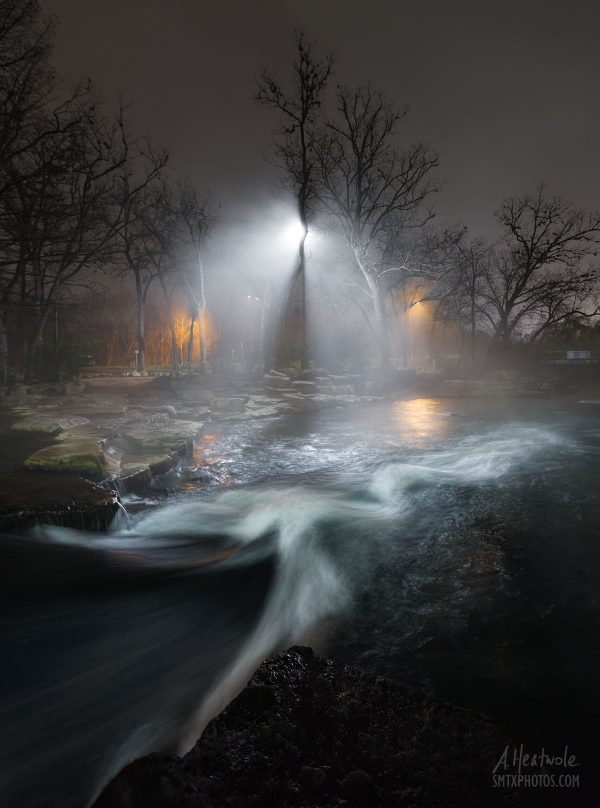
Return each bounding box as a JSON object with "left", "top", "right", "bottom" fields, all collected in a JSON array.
[{"left": 281, "top": 220, "right": 306, "bottom": 249}]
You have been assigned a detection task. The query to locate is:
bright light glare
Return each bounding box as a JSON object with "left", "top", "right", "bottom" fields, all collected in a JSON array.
[{"left": 280, "top": 220, "right": 307, "bottom": 249}]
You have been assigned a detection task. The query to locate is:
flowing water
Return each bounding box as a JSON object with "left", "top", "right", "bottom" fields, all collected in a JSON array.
[{"left": 1, "top": 396, "right": 599, "bottom": 806}]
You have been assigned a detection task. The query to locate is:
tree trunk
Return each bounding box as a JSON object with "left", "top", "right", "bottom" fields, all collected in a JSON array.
[
  {"left": 134, "top": 270, "right": 146, "bottom": 373},
  {"left": 0, "top": 308, "right": 8, "bottom": 387},
  {"left": 25, "top": 305, "right": 52, "bottom": 380},
  {"left": 196, "top": 244, "right": 208, "bottom": 373},
  {"left": 156, "top": 270, "right": 180, "bottom": 369},
  {"left": 260, "top": 279, "right": 275, "bottom": 373},
  {"left": 187, "top": 311, "right": 196, "bottom": 370},
  {"left": 354, "top": 247, "right": 390, "bottom": 368},
  {"left": 296, "top": 215, "right": 308, "bottom": 369},
  {"left": 470, "top": 294, "right": 477, "bottom": 365},
  {"left": 367, "top": 275, "right": 390, "bottom": 368},
  {"left": 170, "top": 325, "right": 180, "bottom": 369}
]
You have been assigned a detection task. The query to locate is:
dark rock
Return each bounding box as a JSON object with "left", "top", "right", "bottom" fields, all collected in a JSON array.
[
  {"left": 0, "top": 472, "right": 120, "bottom": 531},
  {"left": 95, "top": 646, "right": 540, "bottom": 808},
  {"left": 298, "top": 765, "right": 326, "bottom": 792},
  {"left": 340, "top": 768, "right": 373, "bottom": 796},
  {"left": 263, "top": 374, "right": 292, "bottom": 389}
]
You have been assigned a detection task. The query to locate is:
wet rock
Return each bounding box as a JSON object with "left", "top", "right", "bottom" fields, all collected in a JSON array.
[
  {"left": 298, "top": 765, "right": 326, "bottom": 792},
  {"left": 118, "top": 463, "right": 152, "bottom": 493},
  {"left": 281, "top": 393, "right": 310, "bottom": 411},
  {"left": 120, "top": 421, "right": 202, "bottom": 455},
  {"left": 316, "top": 384, "right": 356, "bottom": 395},
  {"left": 271, "top": 403, "right": 296, "bottom": 414},
  {"left": 264, "top": 373, "right": 292, "bottom": 389},
  {"left": 291, "top": 380, "right": 317, "bottom": 392},
  {"left": 54, "top": 424, "right": 103, "bottom": 444},
  {"left": 279, "top": 367, "right": 301, "bottom": 378},
  {"left": 176, "top": 406, "right": 210, "bottom": 420},
  {"left": 24, "top": 439, "right": 119, "bottom": 475},
  {"left": 211, "top": 406, "right": 280, "bottom": 421},
  {"left": 209, "top": 411, "right": 244, "bottom": 422},
  {"left": 297, "top": 368, "right": 329, "bottom": 381},
  {"left": 143, "top": 455, "right": 176, "bottom": 475},
  {"left": 118, "top": 453, "right": 176, "bottom": 492},
  {"left": 305, "top": 394, "right": 346, "bottom": 410},
  {"left": 181, "top": 467, "right": 214, "bottom": 484},
  {"left": 96, "top": 646, "right": 536, "bottom": 808},
  {"left": 145, "top": 413, "right": 170, "bottom": 426},
  {"left": 0, "top": 472, "right": 120, "bottom": 531},
  {"left": 11, "top": 416, "right": 63, "bottom": 435},
  {"left": 248, "top": 406, "right": 281, "bottom": 418},
  {"left": 265, "top": 385, "right": 295, "bottom": 395},
  {"left": 209, "top": 397, "right": 246, "bottom": 413}
]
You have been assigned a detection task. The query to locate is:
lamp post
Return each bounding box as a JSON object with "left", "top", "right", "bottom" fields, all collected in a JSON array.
[{"left": 134, "top": 349, "right": 139, "bottom": 371}]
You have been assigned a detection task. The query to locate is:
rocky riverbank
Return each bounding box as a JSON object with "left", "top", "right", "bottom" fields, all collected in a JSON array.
[
  {"left": 0, "top": 369, "right": 387, "bottom": 529},
  {"left": 95, "top": 646, "right": 544, "bottom": 808},
  {"left": 0, "top": 365, "right": 586, "bottom": 530}
]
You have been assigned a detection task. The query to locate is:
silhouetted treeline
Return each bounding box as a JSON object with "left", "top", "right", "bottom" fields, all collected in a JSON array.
[{"left": 1, "top": 7, "right": 599, "bottom": 384}]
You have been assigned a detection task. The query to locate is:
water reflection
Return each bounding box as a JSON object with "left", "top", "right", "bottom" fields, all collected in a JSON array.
[{"left": 390, "top": 398, "right": 452, "bottom": 445}]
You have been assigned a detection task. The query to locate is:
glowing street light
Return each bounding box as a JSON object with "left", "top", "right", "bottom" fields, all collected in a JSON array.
[{"left": 280, "top": 219, "right": 307, "bottom": 249}]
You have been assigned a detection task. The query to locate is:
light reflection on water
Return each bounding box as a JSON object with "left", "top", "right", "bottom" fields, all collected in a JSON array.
[{"left": 389, "top": 398, "right": 452, "bottom": 445}]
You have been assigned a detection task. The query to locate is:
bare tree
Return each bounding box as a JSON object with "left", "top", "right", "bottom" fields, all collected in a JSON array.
[
  {"left": 113, "top": 138, "right": 169, "bottom": 374},
  {"left": 483, "top": 185, "right": 600, "bottom": 345},
  {"left": 378, "top": 223, "right": 463, "bottom": 365},
  {"left": 317, "top": 85, "right": 439, "bottom": 367},
  {"left": 0, "top": 0, "right": 54, "bottom": 195},
  {"left": 446, "top": 235, "right": 492, "bottom": 365},
  {"left": 0, "top": 86, "right": 128, "bottom": 378},
  {"left": 255, "top": 28, "right": 332, "bottom": 368}
]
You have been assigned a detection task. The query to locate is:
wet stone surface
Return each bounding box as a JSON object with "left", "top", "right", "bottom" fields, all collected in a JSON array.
[{"left": 96, "top": 647, "right": 542, "bottom": 808}]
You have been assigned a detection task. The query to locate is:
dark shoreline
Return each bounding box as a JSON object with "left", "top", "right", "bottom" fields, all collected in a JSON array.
[{"left": 95, "top": 646, "right": 553, "bottom": 808}]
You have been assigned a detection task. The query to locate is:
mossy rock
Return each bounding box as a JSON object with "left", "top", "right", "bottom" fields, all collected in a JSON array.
[
  {"left": 11, "top": 417, "right": 63, "bottom": 436},
  {"left": 24, "top": 440, "right": 118, "bottom": 475},
  {"left": 120, "top": 421, "right": 202, "bottom": 455}
]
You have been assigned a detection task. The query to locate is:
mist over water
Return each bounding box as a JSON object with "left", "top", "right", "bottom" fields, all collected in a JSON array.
[{"left": 1, "top": 398, "right": 598, "bottom": 806}]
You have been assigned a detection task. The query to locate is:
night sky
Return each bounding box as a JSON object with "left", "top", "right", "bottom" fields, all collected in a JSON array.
[{"left": 47, "top": 0, "right": 600, "bottom": 235}]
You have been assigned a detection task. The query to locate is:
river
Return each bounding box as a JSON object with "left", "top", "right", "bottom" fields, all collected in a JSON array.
[{"left": 1, "top": 396, "right": 598, "bottom": 806}]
